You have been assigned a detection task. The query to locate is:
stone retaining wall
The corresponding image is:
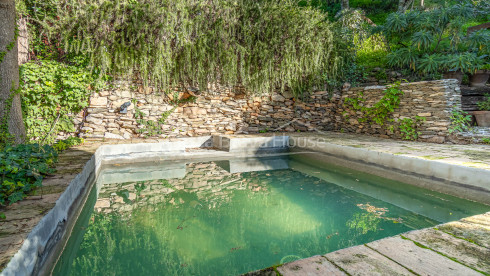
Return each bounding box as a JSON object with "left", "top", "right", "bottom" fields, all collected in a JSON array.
[{"left": 78, "top": 79, "right": 462, "bottom": 143}]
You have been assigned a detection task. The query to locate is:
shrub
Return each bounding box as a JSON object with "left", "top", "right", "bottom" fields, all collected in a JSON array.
[
  {"left": 477, "top": 94, "right": 490, "bottom": 111},
  {"left": 53, "top": 137, "right": 84, "bottom": 152},
  {"left": 20, "top": 60, "right": 102, "bottom": 144},
  {"left": 46, "top": 0, "right": 345, "bottom": 96},
  {"left": 0, "top": 144, "right": 58, "bottom": 206},
  {"left": 378, "top": 3, "right": 489, "bottom": 74}
]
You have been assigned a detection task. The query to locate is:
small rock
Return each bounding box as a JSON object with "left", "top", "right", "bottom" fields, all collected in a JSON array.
[{"left": 104, "top": 133, "right": 125, "bottom": 140}]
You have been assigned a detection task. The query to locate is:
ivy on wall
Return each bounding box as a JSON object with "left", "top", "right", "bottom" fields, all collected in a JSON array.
[
  {"left": 343, "top": 81, "right": 425, "bottom": 140},
  {"left": 20, "top": 59, "right": 102, "bottom": 144}
]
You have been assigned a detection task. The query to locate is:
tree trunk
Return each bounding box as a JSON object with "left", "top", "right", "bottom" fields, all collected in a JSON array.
[
  {"left": 341, "top": 0, "right": 349, "bottom": 10},
  {"left": 0, "top": 0, "right": 26, "bottom": 144},
  {"left": 398, "top": 0, "right": 414, "bottom": 12},
  {"left": 420, "top": 0, "right": 424, "bottom": 8}
]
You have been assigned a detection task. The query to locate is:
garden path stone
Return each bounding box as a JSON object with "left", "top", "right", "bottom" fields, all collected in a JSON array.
[
  {"left": 366, "top": 236, "right": 482, "bottom": 276},
  {"left": 324, "top": 245, "right": 415, "bottom": 276},
  {"left": 403, "top": 228, "right": 490, "bottom": 273},
  {"left": 438, "top": 221, "right": 490, "bottom": 249},
  {"left": 276, "top": 255, "right": 346, "bottom": 276}
]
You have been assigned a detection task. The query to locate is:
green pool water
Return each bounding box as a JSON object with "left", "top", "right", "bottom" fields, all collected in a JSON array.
[{"left": 53, "top": 153, "right": 489, "bottom": 276}]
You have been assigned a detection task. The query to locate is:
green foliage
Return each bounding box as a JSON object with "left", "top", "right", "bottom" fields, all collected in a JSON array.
[
  {"left": 448, "top": 110, "right": 472, "bottom": 133},
  {"left": 20, "top": 60, "right": 101, "bottom": 144},
  {"left": 379, "top": 3, "right": 489, "bottom": 74},
  {"left": 344, "top": 81, "right": 404, "bottom": 126},
  {"left": 52, "top": 137, "right": 84, "bottom": 152},
  {"left": 477, "top": 94, "right": 490, "bottom": 111},
  {"left": 399, "top": 116, "right": 426, "bottom": 141},
  {"left": 16, "top": 0, "right": 61, "bottom": 60},
  {"left": 300, "top": 0, "right": 398, "bottom": 24},
  {"left": 356, "top": 35, "right": 389, "bottom": 70},
  {"left": 481, "top": 137, "right": 490, "bottom": 144},
  {"left": 45, "top": 0, "right": 345, "bottom": 96},
  {"left": 0, "top": 144, "right": 57, "bottom": 206}
]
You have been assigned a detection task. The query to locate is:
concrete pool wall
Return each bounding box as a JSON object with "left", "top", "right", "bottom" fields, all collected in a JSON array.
[{"left": 1, "top": 135, "right": 489, "bottom": 276}]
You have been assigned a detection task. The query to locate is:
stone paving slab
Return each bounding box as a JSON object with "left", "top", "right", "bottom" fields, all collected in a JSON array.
[
  {"left": 324, "top": 245, "right": 414, "bottom": 276},
  {"left": 367, "top": 236, "right": 481, "bottom": 276},
  {"left": 403, "top": 228, "right": 490, "bottom": 273},
  {"left": 437, "top": 221, "right": 490, "bottom": 249},
  {"left": 276, "top": 255, "right": 346, "bottom": 276}
]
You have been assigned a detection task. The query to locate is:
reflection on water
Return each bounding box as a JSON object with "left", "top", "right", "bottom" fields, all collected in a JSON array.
[{"left": 53, "top": 154, "right": 489, "bottom": 276}]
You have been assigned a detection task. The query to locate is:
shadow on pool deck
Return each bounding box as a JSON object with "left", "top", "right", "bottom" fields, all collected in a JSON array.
[{"left": 0, "top": 132, "right": 489, "bottom": 271}]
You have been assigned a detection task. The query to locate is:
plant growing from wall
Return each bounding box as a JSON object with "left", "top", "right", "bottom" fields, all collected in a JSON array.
[
  {"left": 477, "top": 94, "right": 490, "bottom": 111},
  {"left": 448, "top": 110, "right": 472, "bottom": 133},
  {"left": 344, "top": 81, "right": 404, "bottom": 126},
  {"left": 344, "top": 81, "right": 430, "bottom": 140},
  {"left": 133, "top": 96, "right": 196, "bottom": 137},
  {"left": 398, "top": 116, "right": 426, "bottom": 141}
]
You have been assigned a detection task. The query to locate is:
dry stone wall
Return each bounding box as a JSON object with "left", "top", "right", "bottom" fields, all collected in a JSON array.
[{"left": 78, "top": 79, "right": 462, "bottom": 143}]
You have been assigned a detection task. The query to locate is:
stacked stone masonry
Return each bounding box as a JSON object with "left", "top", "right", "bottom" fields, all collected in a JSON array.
[{"left": 78, "top": 79, "right": 466, "bottom": 143}]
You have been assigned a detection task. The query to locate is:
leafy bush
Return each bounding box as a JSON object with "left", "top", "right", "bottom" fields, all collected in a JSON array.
[
  {"left": 379, "top": 3, "right": 489, "bottom": 74},
  {"left": 20, "top": 60, "right": 99, "bottom": 144},
  {"left": 356, "top": 35, "right": 389, "bottom": 70},
  {"left": 399, "top": 116, "right": 426, "bottom": 141},
  {"left": 449, "top": 110, "right": 472, "bottom": 133},
  {"left": 0, "top": 144, "right": 58, "bottom": 206},
  {"left": 477, "top": 94, "right": 490, "bottom": 111},
  {"left": 44, "top": 0, "right": 346, "bottom": 97},
  {"left": 53, "top": 137, "right": 85, "bottom": 152}
]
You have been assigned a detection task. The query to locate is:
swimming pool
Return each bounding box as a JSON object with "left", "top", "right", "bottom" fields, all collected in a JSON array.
[{"left": 51, "top": 153, "right": 489, "bottom": 275}]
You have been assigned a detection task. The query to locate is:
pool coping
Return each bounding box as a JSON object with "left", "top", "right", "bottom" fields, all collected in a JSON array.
[{"left": 1, "top": 134, "right": 489, "bottom": 276}]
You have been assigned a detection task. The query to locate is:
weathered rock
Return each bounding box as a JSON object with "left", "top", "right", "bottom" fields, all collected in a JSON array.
[
  {"left": 85, "top": 116, "right": 103, "bottom": 125},
  {"left": 90, "top": 96, "right": 108, "bottom": 106},
  {"left": 104, "top": 133, "right": 125, "bottom": 140}
]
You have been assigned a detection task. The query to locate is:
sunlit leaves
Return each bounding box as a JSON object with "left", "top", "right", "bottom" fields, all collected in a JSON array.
[{"left": 380, "top": 3, "right": 485, "bottom": 74}]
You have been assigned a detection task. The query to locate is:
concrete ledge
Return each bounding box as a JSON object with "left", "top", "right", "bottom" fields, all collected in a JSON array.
[
  {"left": 213, "top": 135, "right": 289, "bottom": 152},
  {"left": 2, "top": 156, "right": 97, "bottom": 276},
  {"left": 289, "top": 137, "right": 490, "bottom": 203},
  {"left": 215, "top": 156, "right": 290, "bottom": 173}
]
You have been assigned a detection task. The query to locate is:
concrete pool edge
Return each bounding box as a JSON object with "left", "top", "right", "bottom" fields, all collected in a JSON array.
[
  {"left": 1, "top": 135, "right": 489, "bottom": 276},
  {"left": 289, "top": 137, "right": 490, "bottom": 191}
]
